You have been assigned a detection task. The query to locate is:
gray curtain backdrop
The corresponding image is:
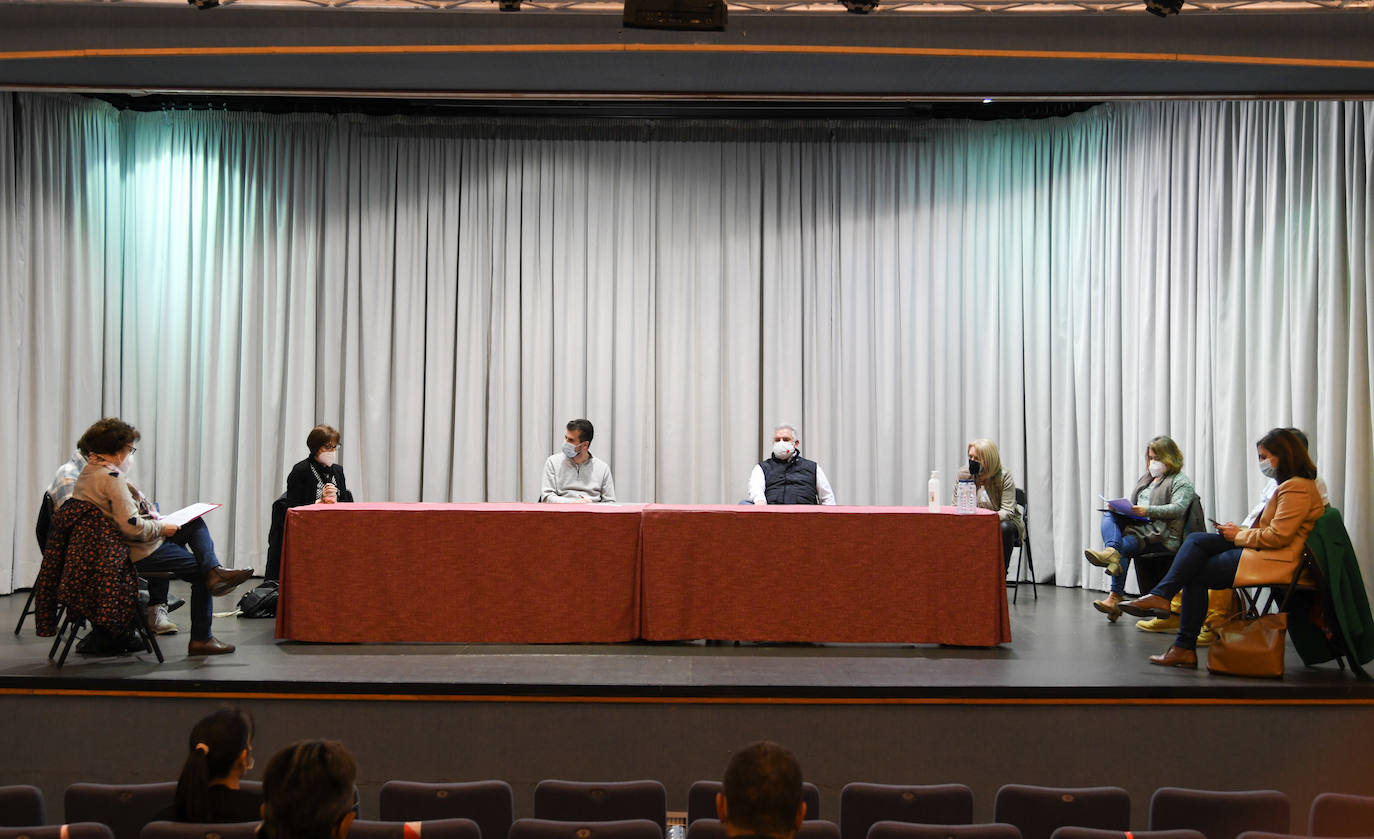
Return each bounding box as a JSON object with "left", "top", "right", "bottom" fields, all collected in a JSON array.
[{"left": 3, "top": 95, "right": 1371, "bottom": 597}]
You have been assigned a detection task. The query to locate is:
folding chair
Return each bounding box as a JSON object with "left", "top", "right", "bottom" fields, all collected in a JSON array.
[
  {"left": 14, "top": 493, "right": 55, "bottom": 636},
  {"left": 1009, "top": 488, "right": 1036, "bottom": 603}
]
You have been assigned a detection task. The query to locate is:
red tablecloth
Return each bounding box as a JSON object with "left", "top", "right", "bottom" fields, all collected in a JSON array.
[
  {"left": 639, "top": 505, "right": 1011, "bottom": 645},
  {"left": 275, "top": 502, "right": 645, "bottom": 643}
]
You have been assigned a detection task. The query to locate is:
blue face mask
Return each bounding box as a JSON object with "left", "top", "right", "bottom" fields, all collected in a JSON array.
[
  {"left": 563, "top": 442, "right": 580, "bottom": 460},
  {"left": 1259, "top": 459, "right": 1278, "bottom": 480}
]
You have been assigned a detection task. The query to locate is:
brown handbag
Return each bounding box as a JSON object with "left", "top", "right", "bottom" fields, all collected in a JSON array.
[{"left": 1206, "top": 611, "right": 1288, "bottom": 678}]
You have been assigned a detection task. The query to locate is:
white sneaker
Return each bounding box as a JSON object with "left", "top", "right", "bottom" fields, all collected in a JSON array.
[{"left": 146, "top": 604, "right": 178, "bottom": 635}]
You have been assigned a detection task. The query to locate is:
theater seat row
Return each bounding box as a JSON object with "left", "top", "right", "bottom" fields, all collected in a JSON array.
[{"left": 1, "top": 782, "right": 1371, "bottom": 839}]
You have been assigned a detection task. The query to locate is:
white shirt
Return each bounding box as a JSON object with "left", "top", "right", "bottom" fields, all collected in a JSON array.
[
  {"left": 747, "top": 461, "right": 836, "bottom": 505},
  {"left": 1241, "top": 476, "right": 1328, "bottom": 527}
]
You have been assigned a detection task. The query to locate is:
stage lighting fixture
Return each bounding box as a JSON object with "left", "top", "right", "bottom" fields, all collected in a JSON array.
[
  {"left": 497, "top": 0, "right": 521, "bottom": 10},
  {"left": 623, "top": 0, "right": 726, "bottom": 30},
  {"left": 187, "top": 0, "right": 219, "bottom": 9},
  {"left": 1144, "top": 0, "right": 1182, "bottom": 16},
  {"left": 840, "top": 0, "right": 879, "bottom": 13}
]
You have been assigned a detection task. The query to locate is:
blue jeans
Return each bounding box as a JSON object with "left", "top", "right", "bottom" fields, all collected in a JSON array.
[
  {"left": 1149, "top": 531, "right": 1241, "bottom": 651},
  {"left": 137, "top": 518, "right": 221, "bottom": 640},
  {"left": 1101, "top": 512, "right": 1144, "bottom": 595}
]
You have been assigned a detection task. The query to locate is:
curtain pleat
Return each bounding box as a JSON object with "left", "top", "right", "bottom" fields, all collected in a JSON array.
[{"left": 3, "top": 98, "right": 1372, "bottom": 600}]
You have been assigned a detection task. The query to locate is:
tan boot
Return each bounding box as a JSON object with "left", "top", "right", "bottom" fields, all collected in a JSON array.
[
  {"left": 1092, "top": 591, "right": 1126, "bottom": 623},
  {"left": 1196, "top": 625, "right": 1218, "bottom": 646},
  {"left": 1084, "top": 547, "right": 1123, "bottom": 577},
  {"left": 1136, "top": 614, "right": 1182, "bottom": 633}
]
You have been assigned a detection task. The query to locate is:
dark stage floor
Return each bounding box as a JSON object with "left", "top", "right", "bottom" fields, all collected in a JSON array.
[{"left": 2, "top": 583, "right": 1371, "bottom": 700}]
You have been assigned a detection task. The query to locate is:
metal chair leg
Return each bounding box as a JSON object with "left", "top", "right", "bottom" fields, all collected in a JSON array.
[{"left": 14, "top": 588, "right": 37, "bottom": 635}]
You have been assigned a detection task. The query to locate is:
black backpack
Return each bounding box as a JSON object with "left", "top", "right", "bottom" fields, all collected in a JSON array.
[{"left": 237, "top": 580, "right": 279, "bottom": 619}]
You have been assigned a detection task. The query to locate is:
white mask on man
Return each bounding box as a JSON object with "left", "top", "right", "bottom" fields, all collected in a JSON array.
[
  {"left": 772, "top": 440, "right": 796, "bottom": 460},
  {"left": 316, "top": 450, "right": 337, "bottom": 467},
  {"left": 1148, "top": 460, "right": 1166, "bottom": 478}
]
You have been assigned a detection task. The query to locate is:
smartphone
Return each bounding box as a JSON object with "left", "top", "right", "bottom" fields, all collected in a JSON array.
[{"left": 1208, "top": 518, "right": 1221, "bottom": 528}]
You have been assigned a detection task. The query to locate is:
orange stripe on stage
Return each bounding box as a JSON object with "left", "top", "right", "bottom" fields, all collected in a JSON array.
[{"left": 0, "top": 43, "right": 1373, "bottom": 71}]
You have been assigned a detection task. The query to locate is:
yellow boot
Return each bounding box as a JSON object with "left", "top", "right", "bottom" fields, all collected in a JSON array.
[
  {"left": 1137, "top": 593, "right": 1182, "bottom": 632},
  {"left": 1197, "top": 589, "right": 1237, "bottom": 646}
]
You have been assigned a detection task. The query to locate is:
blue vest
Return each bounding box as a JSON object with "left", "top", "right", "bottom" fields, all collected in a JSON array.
[{"left": 760, "top": 455, "right": 820, "bottom": 505}]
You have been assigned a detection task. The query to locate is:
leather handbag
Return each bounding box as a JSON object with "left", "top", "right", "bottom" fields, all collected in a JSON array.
[{"left": 1207, "top": 611, "right": 1288, "bottom": 678}]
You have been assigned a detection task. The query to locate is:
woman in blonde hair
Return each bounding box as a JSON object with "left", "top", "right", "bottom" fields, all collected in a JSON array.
[
  {"left": 1084, "top": 436, "right": 1195, "bottom": 622},
  {"left": 964, "top": 439, "right": 1024, "bottom": 571}
]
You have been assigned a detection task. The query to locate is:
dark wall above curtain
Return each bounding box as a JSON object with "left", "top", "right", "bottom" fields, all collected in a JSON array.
[{"left": 1, "top": 5, "right": 1373, "bottom": 99}]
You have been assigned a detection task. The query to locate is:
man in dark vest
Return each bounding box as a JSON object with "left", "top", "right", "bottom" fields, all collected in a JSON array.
[
  {"left": 745, "top": 425, "right": 835, "bottom": 505},
  {"left": 715, "top": 741, "right": 806, "bottom": 839}
]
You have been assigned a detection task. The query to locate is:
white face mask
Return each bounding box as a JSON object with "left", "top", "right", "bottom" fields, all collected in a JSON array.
[
  {"left": 1148, "top": 460, "right": 1167, "bottom": 478},
  {"left": 1259, "top": 459, "right": 1278, "bottom": 480},
  {"left": 562, "top": 442, "right": 580, "bottom": 460},
  {"left": 316, "top": 450, "right": 337, "bottom": 467},
  {"left": 772, "top": 440, "right": 797, "bottom": 460}
]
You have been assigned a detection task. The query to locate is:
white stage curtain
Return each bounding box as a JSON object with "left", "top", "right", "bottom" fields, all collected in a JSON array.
[{"left": 2, "top": 95, "right": 1371, "bottom": 600}]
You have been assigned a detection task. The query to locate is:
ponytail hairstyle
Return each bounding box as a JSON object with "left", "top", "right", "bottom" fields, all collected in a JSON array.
[
  {"left": 174, "top": 707, "right": 255, "bottom": 822},
  {"left": 261, "top": 740, "right": 358, "bottom": 839}
]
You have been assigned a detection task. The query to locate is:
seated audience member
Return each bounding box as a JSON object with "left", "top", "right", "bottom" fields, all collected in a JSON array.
[
  {"left": 1084, "top": 436, "right": 1195, "bottom": 622},
  {"left": 260, "top": 740, "right": 358, "bottom": 839},
  {"left": 160, "top": 707, "right": 260, "bottom": 823},
  {"left": 47, "top": 446, "right": 89, "bottom": 511},
  {"left": 716, "top": 740, "right": 806, "bottom": 839},
  {"left": 72, "top": 417, "right": 253, "bottom": 655},
  {"left": 286, "top": 425, "right": 353, "bottom": 508},
  {"left": 540, "top": 418, "right": 616, "bottom": 503},
  {"left": 745, "top": 425, "right": 836, "bottom": 506},
  {"left": 1120, "top": 427, "right": 1326, "bottom": 669},
  {"left": 962, "top": 438, "right": 1024, "bottom": 571}
]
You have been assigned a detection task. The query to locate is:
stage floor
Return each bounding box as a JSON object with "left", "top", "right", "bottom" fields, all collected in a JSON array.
[{"left": 2, "top": 583, "right": 1371, "bottom": 700}]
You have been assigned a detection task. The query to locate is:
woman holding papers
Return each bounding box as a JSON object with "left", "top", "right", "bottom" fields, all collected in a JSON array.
[
  {"left": 1084, "top": 436, "right": 1195, "bottom": 622},
  {"left": 71, "top": 418, "right": 253, "bottom": 656},
  {"left": 1119, "top": 428, "right": 1325, "bottom": 669}
]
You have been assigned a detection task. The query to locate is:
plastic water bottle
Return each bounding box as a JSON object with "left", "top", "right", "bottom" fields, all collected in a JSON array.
[
  {"left": 956, "top": 472, "right": 976, "bottom": 514},
  {"left": 927, "top": 470, "right": 941, "bottom": 512},
  {"left": 669, "top": 825, "right": 685, "bottom": 839}
]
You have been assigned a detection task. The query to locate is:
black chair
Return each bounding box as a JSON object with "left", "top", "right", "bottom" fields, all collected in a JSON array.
[
  {"left": 1310, "top": 792, "right": 1374, "bottom": 837},
  {"left": 1049, "top": 829, "right": 1205, "bottom": 839},
  {"left": 510, "top": 819, "right": 663, "bottom": 839},
  {"left": 1010, "top": 488, "right": 1036, "bottom": 603},
  {"left": 65, "top": 782, "right": 179, "bottom": 839},
  {"left": 264, "top": 493, "right": 290, "bottom": 583},
  {"left": 839, "top": 783, "right": 974, "bottom": 839},
  {"left": 689, "top": 819, "right": 840, "bottom": 839},
  {"left": 534, "top": 781, "right": 667, "bottom": 832},
  {"left": 0, "top": 824, "right": 115, "bottom": 839},
  {"left": 139, "top": 823, "right": 260, "bottom": 839},
  {"left": 868, "top": 821, "right": 1022, "bottom": 839},
  {"left": 1147, "top": 788, "right": 1289, "bottom": 839},
  {"left": 14, "top": 493, "right": 56, "bottom": 636},
  {"left": 993, "top": 785, "right": 1129, "bottom": 839},
  {"left": 379, "top": 780, "right": 514, "bottom": 839},
  {"left": 350, "top": 819, "right": 481, "bottom": 839},
  {"left": 687, "top": 781, "right": 822, "bottom": 824},
  {"left": 49, "top": 571, "right": 170, "bottom": 668},
  {"left": 1131, "top": 496, "right": 1206, "bottom": 596},
  {"left": 0, "top": 786, "right": 45, "bottom": 827}
]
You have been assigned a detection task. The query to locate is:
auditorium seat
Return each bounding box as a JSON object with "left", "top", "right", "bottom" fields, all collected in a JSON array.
[
  {"left": 687, "top": 781, "right": 822, "bottom": 824},
  {"left": 0, "top": 785, "right": 45, "bottom": 827},
  {"left": 534, "top": 781, "right": 666, "bottom": 832},
  {"left": 1238, "top": 833, "right": 1367, "bottom": 839},
  {"left": 0, "top": 824, "right": 114, "bottom": 839},
  {"left": 840, "top": 782, "right": 974, "bottom": 839},
  {"left": 689, "top": 818, "right": 838, "bottom": 839},
  {"left": 349, "top": 818, "right": 482, "bottom": 839},
  {"left": 510, "top": 818, "right": 663, "bottom": 839},
  {"left": 65, "top": 782, "right": 178, "bottom": 839},
  {"left": 139, "top": 822, "right": 260, "bottom": 839},
  {"left": 1049, "top": 829, "right": 1206, "bottom": 839},
  {"left": 1148, "top": 788, "right": 1289, "bottom": 839},
  {"left": 379, "top": 780, "right": 514, "bottom": 839},
  {"left": 867, "top": 820, "right": 1022, "bottom": 839},
  {"left": 993, "top": 785, "right": 1129, "bottom": 839},
  {"left": 1309, "top": 792, "right": 1374, "bottom": 836}
]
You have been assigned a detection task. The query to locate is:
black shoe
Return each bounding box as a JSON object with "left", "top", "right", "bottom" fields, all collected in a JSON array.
[{"left": 167, "top": 596, "right": 186, "bottom": 613}]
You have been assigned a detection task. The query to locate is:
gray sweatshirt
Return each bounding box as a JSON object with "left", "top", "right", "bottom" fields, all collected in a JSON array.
[{"left": 540, "top": 453, "right": 616, "bottom": 503}]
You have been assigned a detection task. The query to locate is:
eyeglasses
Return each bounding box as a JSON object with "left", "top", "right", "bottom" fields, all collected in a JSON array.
[
  {"left": 321, "top": 443, "right": 340, "bottom": 451},
  {"left": 126, "top": 446, "right": 137, "bottom": 455}
]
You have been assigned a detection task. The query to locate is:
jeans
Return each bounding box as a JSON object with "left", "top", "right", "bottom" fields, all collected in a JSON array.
[
  {"left": 1101, "top": 512, "right": 1144, "bottom": 595},
  {"left": 136, "top": 518, "right": 221, "bottom": 640},
  {"left": 1149, "top": 531, "right": 1241, "bottom": 651}
]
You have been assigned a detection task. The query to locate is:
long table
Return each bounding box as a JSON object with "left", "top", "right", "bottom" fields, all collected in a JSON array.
[
  {"left": 276, "top": 502, "right": 645, "bottom": 643},
  {"left": 275, "top": 503, "right": 1010, "bottom": 646},
  {"left": 640, "top": 505, "right": 1010, "bottom": 645}
]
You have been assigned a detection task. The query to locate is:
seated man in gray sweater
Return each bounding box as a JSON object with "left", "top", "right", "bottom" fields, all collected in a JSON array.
[{"left": 540, "top": 418, "right": 616, "bottom": 503}]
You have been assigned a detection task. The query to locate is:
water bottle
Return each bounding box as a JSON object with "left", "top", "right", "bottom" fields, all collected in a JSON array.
[
  {"left": 927, "top": 470, "right": 941, "bottom": 513},
  {"left": 669, "top": 825, "right": 686, "bottom": 839},
  {"left": 956, "top": 471, "right": 976, "bottom": 514}
]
